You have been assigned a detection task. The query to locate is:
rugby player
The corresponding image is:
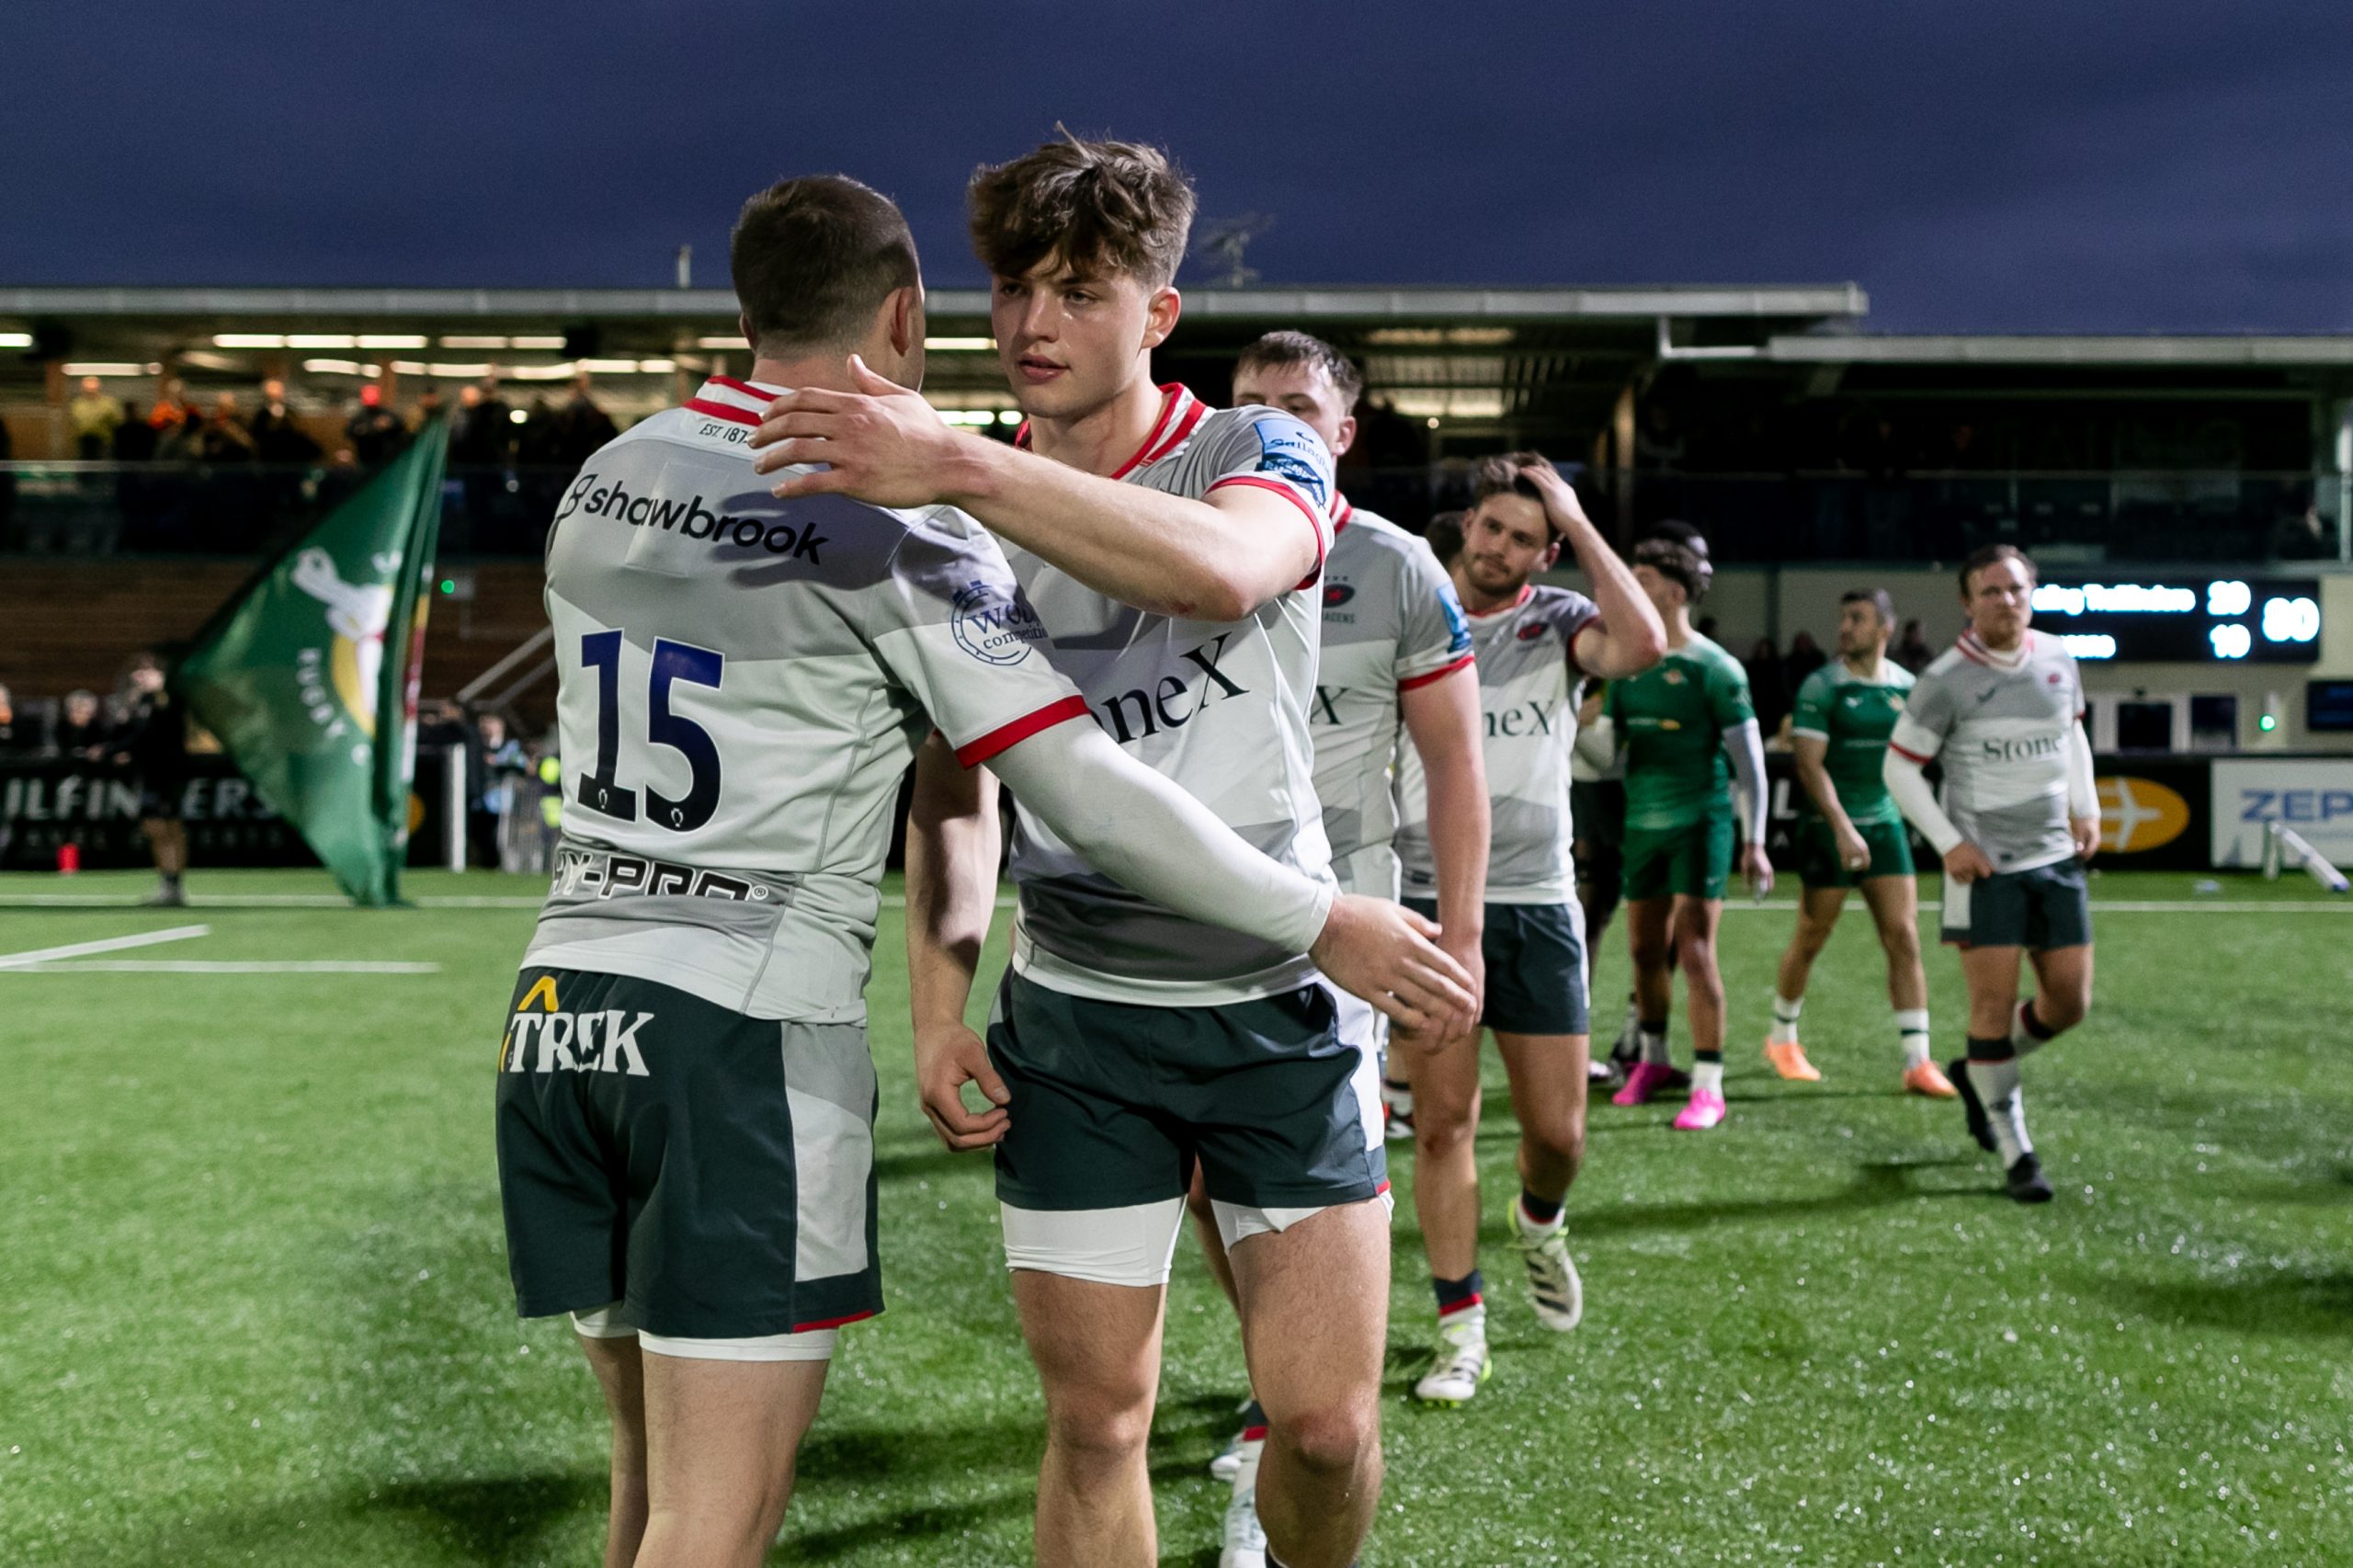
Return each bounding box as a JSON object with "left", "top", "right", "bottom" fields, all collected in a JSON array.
[
  {"left": 1766, "top": 589, "right": 1954, "bottom": 1096},
  {"left": 1584, "top": 534, "right": 1772, "bottom": 1131},
  {"left": 1182, "top": 331, "right": 1490, "bottom": 1556},
  {"left": 1392, "top": 453, "right": 1664, "bottom": 1404},
  {"left": 494, "top": 174, "right": 1467, "bottom": 1568},
  {"left": 1884, "top": 544, "right": 2099, "bottom": 1203},
  {"left": 748, "top": 136, "right": 1475, "bottom": 1568}
]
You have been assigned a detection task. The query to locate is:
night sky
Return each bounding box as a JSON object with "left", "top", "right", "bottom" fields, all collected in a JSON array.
[{"left": 11, "top": 2, "right": 2348, "bottom": 334}]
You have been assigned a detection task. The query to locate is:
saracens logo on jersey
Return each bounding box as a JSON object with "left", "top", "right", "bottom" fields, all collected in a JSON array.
[
  {"left": 951, "top": 579, "right": 1048, "bottom": 666},
  {"left": 498, "top": 976, "right": 653, "bottom": 1077}
]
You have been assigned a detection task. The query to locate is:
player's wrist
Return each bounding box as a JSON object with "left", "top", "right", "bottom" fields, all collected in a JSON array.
[{"left": 943, "top": 433, "right": 1017, "bottom": 509}]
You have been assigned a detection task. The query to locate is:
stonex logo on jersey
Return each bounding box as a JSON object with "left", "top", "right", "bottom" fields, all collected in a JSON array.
[
  {"left": 554, "top": 472, "right": 827, "bottom": 562},
  {"left": 1980, "top": 733, "right": 2066, "bottom": 765},
  {"left": 1486, "top": 699, "right": 1558, "bottom": 739},
  {"left": 1097, "top": 633, "right": 1249, "bottom": 744},
  {"left": 499, "top": 976, "right": 652, "bottom": 1077}
]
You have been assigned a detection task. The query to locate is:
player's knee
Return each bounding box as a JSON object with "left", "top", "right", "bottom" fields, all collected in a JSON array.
[
  {"left": 1413, "top": 1101, "right": 1477, "bottom": 1161},
  {"left": 1269, "top": 1396, "right": 1379, "bottom": 1478},
  {"left": 2039, "top": 987, "right": 2088, "bottom": 1033},
  {"left": 1531, "top": 1110, "right": 1586, "bottom": 1171},
  {"left": 1043, "top": 1394, "right": 1154, "bottom": 1469},
  {"left": 1629, "top": 929, "right": 1670, "bottom": 971}
]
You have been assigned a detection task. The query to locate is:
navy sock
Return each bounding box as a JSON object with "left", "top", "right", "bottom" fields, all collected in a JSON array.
[
  {"left": 1519, "top": 1187, "right": 1563, "bottom": 1225},
  {"left": 1433, "top": 1269, "right": 1483, "bottom": 1316},
  {"left": 1693, "top": 1047, "right": 1722, "bottom": 1064},
  {"left": 1968, "top": 1034, "right": 2018, "bottom": 1062},
  {"left": 1239, "top": 1396, "right": 1265, "bottom": 1432}
]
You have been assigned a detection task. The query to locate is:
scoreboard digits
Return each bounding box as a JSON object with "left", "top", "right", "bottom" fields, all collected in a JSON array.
[{"left": 2029, "top": 576, "right": 2322, "bottom": 664}]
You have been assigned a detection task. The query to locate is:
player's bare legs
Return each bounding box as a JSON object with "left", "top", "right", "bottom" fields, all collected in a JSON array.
[
  {"left": 1772, "top": 885, "right": 1850, "bottom": 1014},
  {"left": 1229, "top": 1199, "right": 1390, "bottom": 1568},
  {"left": 1494, "top": 1030, "right": 1588, "bottom": 1204},
  {"left": 578, "top": 1335, "right": 650, "bottom": 1568},
  {"left": 631, "top": 1354, "right": 828, "bottom": 1568},
  {"left": 1408, "top": 1028, "right": 1484, "bottom": 1283},
  {"left": 1665, "top": 893, "right": 1730, "bottom": 1129},
  {"left": 1859, "top": 876, "right": 1927, "bottom": 1014},
  {"left": 1186, "top": 1172, "right": 1244, "bottom": 1312},
  {"left": 1011, "top": 1272, "right": 1167, "bottom": 1566},
  {"left": 2026, "top": 943, "right": 2093, "bottom": 1038},
  {"left": 1960, "top": 944, "right": 2024, "bottom": 1040}
]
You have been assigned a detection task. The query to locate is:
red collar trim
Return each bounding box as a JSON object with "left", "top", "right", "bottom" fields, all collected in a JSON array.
[
  {"left": 1464, "top": 583, "right": 1534, "bottom": 619},
  {"left": 1333, "top": 494, "right": 1356, "bottom": 533},
  {"left": 1010, "top": 383, "right": 1203, "bottom": 478},
  {"left": 706, "top": 373, "right": 781, "bottom": 403}
]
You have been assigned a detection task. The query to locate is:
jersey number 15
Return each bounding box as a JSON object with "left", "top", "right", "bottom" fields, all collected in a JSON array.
[{"left": 574, "top": 630, "right": 724, "bottom": 832}]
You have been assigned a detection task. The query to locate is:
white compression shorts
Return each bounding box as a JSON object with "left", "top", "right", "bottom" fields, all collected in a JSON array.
[{"left": 570, "top": 1302, "right": 839, "bottom": 1362}]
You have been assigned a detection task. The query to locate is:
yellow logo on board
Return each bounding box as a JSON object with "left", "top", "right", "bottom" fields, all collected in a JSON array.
[{"left": 2096, "top": 776, "right": 2190, "bottom": 853}]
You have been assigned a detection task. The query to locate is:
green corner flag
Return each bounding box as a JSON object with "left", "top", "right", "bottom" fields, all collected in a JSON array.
[{"left": 173, "top": 423, "right": 449, "bottom": 906}]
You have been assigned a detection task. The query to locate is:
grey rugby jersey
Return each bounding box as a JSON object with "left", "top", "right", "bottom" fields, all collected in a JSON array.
[
  {"left": 523, "top": 375, "right": 1088, "bottom": 1021},
  {"left": 1888, "top": 627, "right": 2085, "bottom": 873},
  {"left": 1003, "top": 383, "right": 1339, "bottom": 1006},
  {"left": 1397, "top": 583, "right": 1600, "bottom": 904},
  {"left": 1311, "top": 498, "right": 1474, "bottom": 898}
]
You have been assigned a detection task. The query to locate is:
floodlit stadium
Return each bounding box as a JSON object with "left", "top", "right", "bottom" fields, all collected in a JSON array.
[{"left": 7, "top": 11, "right": 2353, "bottom": 1568}]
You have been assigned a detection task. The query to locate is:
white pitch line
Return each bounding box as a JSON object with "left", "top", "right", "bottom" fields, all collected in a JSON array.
[
  {"left": 0, "top": 960, "right": 440, "bottom": 974},
  {"left": 0, "top": 924, "right": 211, "bottom": 970}
]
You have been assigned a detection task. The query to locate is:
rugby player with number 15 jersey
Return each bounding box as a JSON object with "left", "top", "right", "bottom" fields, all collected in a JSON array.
[
  {"left": 749, "top": 137, "right": 1475, "bottom": 1568},
  {"left": 1884, "top": 545, "right": 2099, "bottom": 1203},
  {"left": 1393, "top": 454, "right": 1665, "bottom": 1405},
  {"left": 496, "top": 176, "right": 1464, "bottom": 1568}
]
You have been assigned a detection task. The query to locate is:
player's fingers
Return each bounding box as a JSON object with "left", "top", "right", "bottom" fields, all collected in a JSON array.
[
  {"left": 766, "top": 384, "right": 855, "bottom": 415},
  {"left": 768, "top": 463, "right": 851, "bottom": 500},
  {"left": 1398, "top": 905, "right": 1442, "bottom": 940},
  {"left": 755, "top": 436, "right": 838, "bottom": 473},
  {"left": 747, "top": 411, "right": 838, "bottom": 452},
  {"left": 847, "top": 353, "right": 911, "bottom": 395},
  {"left": 964, "top": 1049, "right": 1011, "bottom": 1107},
  {"left": 1370, "top": 991, "right": 1431, "bottom": 1033}
]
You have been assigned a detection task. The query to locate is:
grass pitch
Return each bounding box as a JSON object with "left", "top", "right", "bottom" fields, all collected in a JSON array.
[{"left": 2, "top": 867, "right": 2348, "bottom": 1566}]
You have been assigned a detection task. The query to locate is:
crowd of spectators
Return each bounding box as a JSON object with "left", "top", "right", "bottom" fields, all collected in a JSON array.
[{"left": 11, "top": 371, "right": 620, "bottom": 554}]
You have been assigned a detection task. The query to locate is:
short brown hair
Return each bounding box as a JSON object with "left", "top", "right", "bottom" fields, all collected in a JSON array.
[
  {"left": 1841, "top": 587, "right": 1896, "bottom": 625},
  {"left": 1235, "top": 331, "right": 1364, "bottom": 408},
  {"left": 730, "top": 175, "right": 921, "bottom": 357},
  {"left": 968, "top": 133, "right": 1195, "bottom": 289},
  {"left": 1959, "top": 543, "right": 2035, "bottom": 597},
  {"left": 1424, "top": 509, "right": 1466, "bottom": 569}
]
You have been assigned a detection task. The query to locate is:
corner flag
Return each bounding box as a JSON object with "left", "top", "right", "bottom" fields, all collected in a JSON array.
[{"left": 173, "top": 423, "right": 448, "bottom": 906}]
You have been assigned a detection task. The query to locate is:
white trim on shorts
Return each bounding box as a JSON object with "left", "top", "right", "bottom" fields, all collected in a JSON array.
[
  {"left": 570, "top": 1302, "right": 839, "bottom": 1362},
  {"left": 999, "top": 1190, "right": 1394, "bottom": 1286}
]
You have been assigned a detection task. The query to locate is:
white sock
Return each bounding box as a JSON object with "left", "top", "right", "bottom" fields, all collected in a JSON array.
[
  {"left": 1896, "top": 1008, "right": 1931, "bottom": 1069},
  {"left": 1692, "top": 1059, "right": 1724, "bottom": 1095},
  {"left": 1966, "top": 1057, "right": 2031, "bottom": 1165},
  {"left": 1769, "top": 993, "right": 1803, "bottom": 1046},
  {"left": 1640, "top": 1028, "right": 1672, "bottom": 1065}
]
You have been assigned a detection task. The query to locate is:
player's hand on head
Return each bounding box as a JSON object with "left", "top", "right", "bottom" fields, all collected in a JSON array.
[
  {"left": 1311, "top": 894, "right": 1478, "bottom": 1040},
  {"left": 913, "top": 1020, "right": 1010, "bottom": 1153},
  {"left": 1514, "top": 460, "right": 1581, "bottom": 519},
  {"left": 1943, "top": 842, "right": 1995, "bottom": 884},
  {"left": 749, "top": 355, "right": 969, "bottom": 508}
]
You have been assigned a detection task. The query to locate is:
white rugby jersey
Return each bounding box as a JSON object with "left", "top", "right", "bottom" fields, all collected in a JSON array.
[
  {"left": 1397, "top": 583, "right": 1600, "bottom": 904},
  {"left": 1889, "top": 627, "right": 2085, "bottom": 873},
  {"left": 1003, "top": 383, "right": 1338, "bottom": 1006},
  {"left": 1311, "top": 499, "right": 1474, "bottom": 897},
  {"left": 523, "top": 375, "right": 1088, "bottom": 1021}
]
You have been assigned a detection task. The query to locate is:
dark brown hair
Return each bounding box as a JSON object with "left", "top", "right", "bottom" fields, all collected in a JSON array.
[
  {"left": 1632, "top": 536, "right": 1709, "bottom": 600},
  {"left": 730, "top": 175, "right": 921, "bottom": 357},
  {"left": 1235, "top": 331, "right": 1364, "bottom": 408},
  {"left": 1959, "top": 543, "right": 2035, "bottom": 597},
  {"left": 1424, "top": 509, "right": 1466, "bottom": 569},
  {"left": 968, "top": 132, "right": 1195, "bottom": 289},
  {"left": 1841, "top": 587, "right": 1896, "bottom": 625}
]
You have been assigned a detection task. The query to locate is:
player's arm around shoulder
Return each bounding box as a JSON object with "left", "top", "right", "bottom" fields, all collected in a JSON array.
[{"left": 1515, "top": 462, "right": 1664, "bottom": 678}]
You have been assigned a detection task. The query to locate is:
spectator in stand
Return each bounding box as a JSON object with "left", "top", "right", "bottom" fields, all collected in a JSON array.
[
  {"left": 1745, "top": 636, "right": 1791, "bottom": 737},
  {"left": 116, "top": 652, "right": 191, "bottom": 905},
  {"left": 199, "top": 393, "right": 257, "bottom": 461},
  {"left": 70, "top": 377, "right": 127, "bottom": 460},
  {"left": 554, "top": 373, "right": 619, "bottom": 466},
  {"left": 411, "top": 383, "right": 446, "bottom": 430},
  {"left": 56, "top": 689, "right": 109, "bottom": 759},
  {"left": 347, "top": 384, "right": 405, "bottom": 466},
  {"left": 249, "top": 379, "right": 319, "bottom": 464},
  {"left": 1893, "top": 617, "right": 1934, "bottom": 675},
  {"left": 1783, "top": 628, "right": 1828, "bottom": 692},
  {"left": 451, "top": 379, "right": 518, "bottom": 550},
  {"left": 0, "top": 683, "right": 38, "bottom": 755},
  {"left": 148, "top": 380, "right": 198, "bottom": 433}
]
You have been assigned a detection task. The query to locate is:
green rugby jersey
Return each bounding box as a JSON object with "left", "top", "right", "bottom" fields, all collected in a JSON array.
[
  {"left": 1604, "top": 634, "right": 1752, "bottom": 832},
  {"left": 1788, "top": 658, "right": 1914, "bottom": 827}
]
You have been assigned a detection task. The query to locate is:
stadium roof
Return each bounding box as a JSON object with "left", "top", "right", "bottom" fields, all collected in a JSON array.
[{"left": 0, "top": 283, "right": 1870, "bottom": 323}]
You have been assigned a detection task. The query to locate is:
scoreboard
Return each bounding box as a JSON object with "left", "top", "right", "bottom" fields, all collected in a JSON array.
[{"left": 2029, "top": 577, "right": 2323, "bottom": 664}]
